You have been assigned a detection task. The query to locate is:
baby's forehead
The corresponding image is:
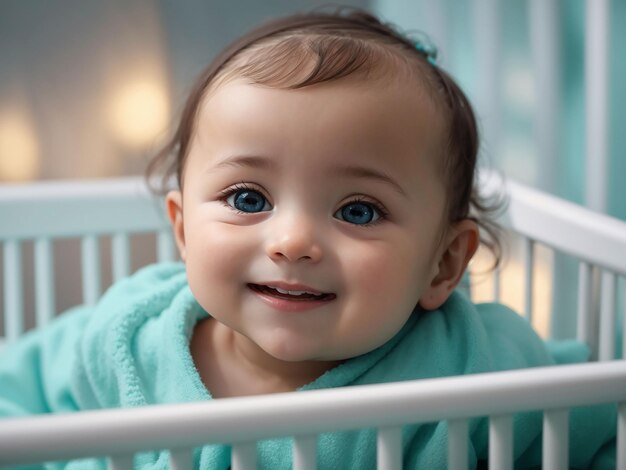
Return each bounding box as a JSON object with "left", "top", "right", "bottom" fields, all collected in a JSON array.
[
  {"left": 190, "top": 77, "right": 447, "bottom": 191},
  {"left": 201, "top": 65, "right": 442, "bottom": 127},
  {"left": 201, "top": 74, "right": 441, "bottom": 138},
  {"left": 198, "top": 74, "right": 446, "bottom": 169}
]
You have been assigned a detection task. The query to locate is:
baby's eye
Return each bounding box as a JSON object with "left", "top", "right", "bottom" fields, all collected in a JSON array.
[
  {"left": 335, "top": 201, "right": 382, "bottom": 225},
  {"left": 226, "top": 189, "right": 272, "bottom": 213}
]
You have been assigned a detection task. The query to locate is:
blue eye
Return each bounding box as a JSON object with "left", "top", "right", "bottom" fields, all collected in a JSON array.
[
  {"left": 336, "top": 201, "right": 381, "bottom": 225},
  {"left": 226, "top": 189, "right": 271, "bottom": 213}
]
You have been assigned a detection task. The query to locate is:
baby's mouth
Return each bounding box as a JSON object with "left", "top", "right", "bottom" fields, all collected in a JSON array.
[{"left": 247, "top": 283, "right": 336, "bottom": 301}]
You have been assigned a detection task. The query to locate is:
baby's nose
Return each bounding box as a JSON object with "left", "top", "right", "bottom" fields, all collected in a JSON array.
[{"left": 265, "top": 214, "right": 323, "bottom": 263}]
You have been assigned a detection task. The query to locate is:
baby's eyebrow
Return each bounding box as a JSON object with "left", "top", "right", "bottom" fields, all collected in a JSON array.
[
  {"left": 334, "top": 164, "right": 407, "bottom": 198},
  {"left": 208, "top": 154, "right": 275, "bottom": 172}
]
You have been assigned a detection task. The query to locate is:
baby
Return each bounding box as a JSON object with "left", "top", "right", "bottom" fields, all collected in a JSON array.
[{"left": 0, "top": 8, "right": 617, "bottom": 469}]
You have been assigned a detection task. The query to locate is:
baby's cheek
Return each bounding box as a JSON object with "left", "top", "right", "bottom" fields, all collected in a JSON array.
[
  {"left": 199, "top": 226, "right": 225, "bottom": 253},
  {"left": 337, "top": 246, "right": 416, "bottom": 354},
  {"left": 186, "top": 223, "right": 251, "bottom": 298},
  {"left": 348, "top": 244, "right": 414, "bottom": 294}
]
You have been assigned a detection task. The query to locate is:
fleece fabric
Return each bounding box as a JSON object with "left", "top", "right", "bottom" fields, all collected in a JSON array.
[{"left": 0, "top": 262, "right": 616, "bottom": 469}]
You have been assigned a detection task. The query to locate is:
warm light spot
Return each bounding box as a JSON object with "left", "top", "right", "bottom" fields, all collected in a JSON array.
[
  {"left": 108, "top": 80, "right": 168, "bottom": 150},
  {"left": 469, "top": 236, "right": 553, "bottom": 338},
  {"left": 0, "top": 112, "right": 39, "bottom": 181}
]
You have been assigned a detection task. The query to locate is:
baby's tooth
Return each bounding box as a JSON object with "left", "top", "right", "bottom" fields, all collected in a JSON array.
[{"left": 273, "top": 287, "right": 310, "bottom": 296}]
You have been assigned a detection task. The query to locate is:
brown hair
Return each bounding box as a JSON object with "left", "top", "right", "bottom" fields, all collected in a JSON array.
[{"left": 146, "top": 7, "right": 503, "bottom": 266}]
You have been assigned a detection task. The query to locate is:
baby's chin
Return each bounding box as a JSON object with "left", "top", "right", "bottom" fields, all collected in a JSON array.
[
  {"left": 258, "top": 340, "right": 333, "bottom": 363},
  {"left": 257, "top": 337, "right": 362, "bottom": 365}
]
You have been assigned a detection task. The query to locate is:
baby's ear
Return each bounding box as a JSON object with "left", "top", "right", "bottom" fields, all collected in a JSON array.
[
  {"left": 419, "top": 219, "right": 479, "bottom": 310},
  {"left": 165, "top": 190, "right": 186, "bottom": 261}
]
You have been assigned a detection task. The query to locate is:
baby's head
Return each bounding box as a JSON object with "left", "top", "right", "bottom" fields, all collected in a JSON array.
[{"left": 149, "top": 9, "right": 499, "bottom": 364}]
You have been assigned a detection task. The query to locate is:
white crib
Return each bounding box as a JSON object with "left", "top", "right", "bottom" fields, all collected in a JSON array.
[{"left": 0, "top": 174, "right": 625, "bottom": 469}]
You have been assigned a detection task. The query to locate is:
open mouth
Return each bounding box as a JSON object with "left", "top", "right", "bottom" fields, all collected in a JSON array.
[{"left": 247, "top": 283, "right": 336, "bottom": 301}]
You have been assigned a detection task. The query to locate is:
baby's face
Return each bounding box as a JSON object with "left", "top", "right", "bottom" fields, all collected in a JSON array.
[{"left": 169, "top": 76, "right": 449, "bottom": 362}]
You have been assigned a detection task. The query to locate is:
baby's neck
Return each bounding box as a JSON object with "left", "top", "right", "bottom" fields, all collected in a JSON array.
[{"left": 190, "top": 318, "right": 341, "bottom": 398}]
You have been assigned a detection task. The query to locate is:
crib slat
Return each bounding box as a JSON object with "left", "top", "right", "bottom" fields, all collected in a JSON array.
[
  {"left": 524, "top": 238, "right": 535, "bottom": 322},
  {"left": 493, "top": 265, "right": 501, "bottom": 302},
  {"left": 377, "top": 426, "right": 402, "bottom": 470},
  {"left": 489, "top": 414, "right": 513, "bottom": 470},
  {"left": 112, "top": 233, "right": 131, "bottom": 282},
  {"left": 448, "top": 419, "right": 468, "bottom": 470},
  {"left": 584, "top": 0, "right": 610, "bottom": 212},
  {"left": 3, "top": 240, "right": 24, "bottom": 341},
  {"left": 622, "top": 277, "right": 626, "bottom": 360},
  {"left": 157, "top": 231, "right": 175, "bottom": 263},
  {"left": 543, "top": 408, "right": 569, "bottom": 469},
  {"left": 34, "top": 238, "right": 55, "bottom": 326},
  {"left": 576, "top": 262, "right": 593, "bottom": 347},
  {"left": 81, "top": 235, "right": 101, "bottom": 305},
  {"left": 618, "top": 402, "right": 626, "bottom": 469},
  {"left": 293, "top": 435, "right": 317, "bottom": 470},
  {"left": 599, "top": 270, "right": 617, "bottom": 361},
  {"left": 169, "top": 448, "right": 193, "bottom": 469},
  {"left": 231, "top": 442, "right": 256, "bottom": 470},
  {"left": 108, "top": 454, "right": 134, "bottom": 469}
]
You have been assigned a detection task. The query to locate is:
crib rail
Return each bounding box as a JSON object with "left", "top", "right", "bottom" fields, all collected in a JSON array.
[
  {"left": 488, "top": 175, "right": 626, "bottom": 276},
  {"left": 0, "top": 361, "right": 625, "bottom": 469},
  {"left": 0, "top": 177, "right": 169, "bottom": 239}
]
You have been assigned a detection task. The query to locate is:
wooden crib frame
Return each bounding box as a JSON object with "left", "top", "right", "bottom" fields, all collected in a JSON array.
[{"left": 1, "top": 173, "right": 626, "bottom": 469}]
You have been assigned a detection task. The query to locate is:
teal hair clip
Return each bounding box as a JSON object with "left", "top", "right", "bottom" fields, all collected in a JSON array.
[{"left": 414, "top": 42, "right": 438, "bottom": 66}]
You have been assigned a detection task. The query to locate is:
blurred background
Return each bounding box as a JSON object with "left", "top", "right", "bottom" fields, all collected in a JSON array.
[
  {"left": 0, "top": 0, "right": 624, "bottom": 339},
  {"left": 1, "top": 0, "right": 624, "bottom": 211}
]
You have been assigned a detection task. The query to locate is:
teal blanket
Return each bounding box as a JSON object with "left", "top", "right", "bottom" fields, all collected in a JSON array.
[{"left": 0, "top": 263, "right": 616, "bottom": 469}]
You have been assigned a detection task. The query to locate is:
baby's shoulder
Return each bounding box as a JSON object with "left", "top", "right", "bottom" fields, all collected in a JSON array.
[
  {"left": 473, "top": 301, "right": 553, "bottom": 370},
  {"left": 474, "top": 301, "right": 534, "bottom": 335}
]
